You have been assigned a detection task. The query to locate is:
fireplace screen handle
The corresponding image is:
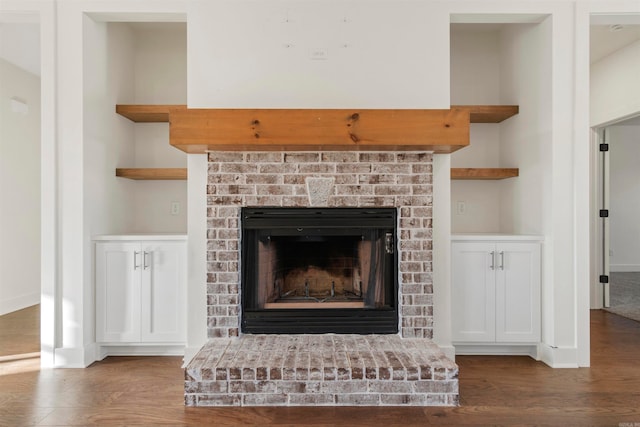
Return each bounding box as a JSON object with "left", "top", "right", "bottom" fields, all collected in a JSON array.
[{"left": 385, "top": 233, "right": 394, "bottom": 254}]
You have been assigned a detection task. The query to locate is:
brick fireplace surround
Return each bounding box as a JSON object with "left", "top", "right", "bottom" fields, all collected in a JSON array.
[{"left": 184, "top": 151, "right": 459, "bottom": 406}]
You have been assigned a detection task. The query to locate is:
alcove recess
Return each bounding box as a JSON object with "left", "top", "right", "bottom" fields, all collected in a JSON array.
[
  {"left": 115, "top": 104, "right": 187, "bottom": 180},
  {"left": 450, "top": 105, "right": 519, "bottom": 180},
  {"left": 114, "top": 103, "right": 518, "bottom": 180}
]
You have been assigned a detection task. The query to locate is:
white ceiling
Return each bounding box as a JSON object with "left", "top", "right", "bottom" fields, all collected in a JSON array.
[{"left": 590, "top": 24, "right": 640, "bottom": 64}]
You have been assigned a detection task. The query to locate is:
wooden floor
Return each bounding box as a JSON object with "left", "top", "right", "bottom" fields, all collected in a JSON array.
[{"left": 1, "top": 306, "right": 640, "bottom": 426}]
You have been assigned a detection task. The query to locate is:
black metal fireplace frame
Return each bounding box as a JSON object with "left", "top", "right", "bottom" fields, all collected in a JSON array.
[{"left": 241, "top": 207, "right": 399, "bottom": 334}]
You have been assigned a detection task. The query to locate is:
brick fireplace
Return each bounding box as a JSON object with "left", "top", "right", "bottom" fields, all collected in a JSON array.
[{"left": 185, "top": 151, "right": 458, "bottom": 406}]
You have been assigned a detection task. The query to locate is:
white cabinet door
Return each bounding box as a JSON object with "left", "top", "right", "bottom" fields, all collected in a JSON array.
[
  {"left": 495, "top": 242, "right": 541, "bottom": 342},
  {"left": 140, "top": 241, "right": 187, "bottom": 343},
  {"left": 95, "top": 242, "right": 141, "bottom": 342},
  {"left": 96, "top": 240, "right": 186, "bottom": 345},
  {"left": 452, "top": 240, "right": 541, "bottom": 345},
  {"left": 452, "top": 242, "right": 497, "bottom": 342}
]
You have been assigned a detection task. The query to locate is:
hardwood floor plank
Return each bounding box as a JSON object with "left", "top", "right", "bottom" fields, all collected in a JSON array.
[
  {"left": 423, "top": 405, "right": 640, "bottom": 425},
  {"left": 0, "top": 304, "right": 40, "bottom": 357},
  {"left": 0, "top": 407, "right": 54, "bottom": 427},
  {"left": 1, "top": 306, "right": 640, "bottom": 426}
]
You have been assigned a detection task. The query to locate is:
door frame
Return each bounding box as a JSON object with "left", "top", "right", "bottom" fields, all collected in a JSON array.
[
  {"left": 0, "top": 2, "right": 57, "bottom": 368},
  {"left": 590, "top": 114, "right": 640, "bottom": 310},
  {"left": 591, "top": 126, "right": 608, "bottom": 310}
]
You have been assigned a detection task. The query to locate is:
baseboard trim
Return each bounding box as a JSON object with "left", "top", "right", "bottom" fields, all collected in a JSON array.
[
  {"left": 96, "top": 345, "right": 109, "bottom": 362},
  {"left": 55, "top": 344, "right": 185, "bottom": 367},
  {"left": 0, "top": 293, "right": 40, "bottom": 316},
  {"left": 538, "top": 343, "right": 579, "bottom": 368},
  {"left": 54, "top": 343, "right": 97, "bottom": 368},
  {"left": 453, "top": 344, "right": 539, "bottom": 359},
  {"left": 98, "top": 344, "right": 185, "bottom": 357}
]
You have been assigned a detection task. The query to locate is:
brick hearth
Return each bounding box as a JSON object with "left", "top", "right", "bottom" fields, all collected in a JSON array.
[
  {"left": 185, "top": 335, "right": 458, "bottom": 406},
  {"left": 185, "top": 151, "right": 458, "bottom": 407}
]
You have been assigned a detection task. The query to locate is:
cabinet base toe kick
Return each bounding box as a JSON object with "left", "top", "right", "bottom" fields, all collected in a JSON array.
[
  {"left": 96, "top": 344, "right": 186, "bottom": 359},
  {"left": 453, "top": 343, "right": 540, "bottom": 359}
]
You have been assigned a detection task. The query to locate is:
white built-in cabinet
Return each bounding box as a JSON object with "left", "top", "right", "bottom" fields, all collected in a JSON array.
[
  {"left": 451, "top": 235, "right": 542, "bottom": 356},
  {"left": 94, "top": 235, "right": 186, "bottom": 356}
]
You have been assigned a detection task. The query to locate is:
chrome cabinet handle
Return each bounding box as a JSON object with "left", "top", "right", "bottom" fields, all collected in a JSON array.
[
  {"left": 499, "top": 251, "right": 505, "bottom": 270},
  {"left": 490, "top": 251, "right": 495, "bottom": 270},
  {"left": 134, "top": 251, "right": 141, "bottom": 270},
  {"left": 143, "top": 251, "right": 150, "bottom": 270}
]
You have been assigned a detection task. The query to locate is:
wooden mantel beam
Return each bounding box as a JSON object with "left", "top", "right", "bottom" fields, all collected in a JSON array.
[{"left": 169, "top": 108, "right": 470, "bottom": 154}]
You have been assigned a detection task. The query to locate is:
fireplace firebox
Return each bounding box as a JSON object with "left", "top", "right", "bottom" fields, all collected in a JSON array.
[{"left": 241, "top": 207, "right": 398, "bottom": 334}]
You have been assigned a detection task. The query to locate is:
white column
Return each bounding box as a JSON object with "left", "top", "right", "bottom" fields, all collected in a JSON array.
[
  {"left": 185, "top": 153, "right": 208, "bottom": 364},
  {"left": 433, "top": 154, "right": 454, "bottom": 359}
]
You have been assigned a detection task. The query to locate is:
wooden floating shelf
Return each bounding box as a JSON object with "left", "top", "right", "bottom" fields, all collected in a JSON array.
[
  {"left": 115, "top": 168, "right": 187, "bottom": 180},
  {"left": 453, "top": 105, "right": 519, "bottom": 123},
  {"left": 451, "top": 168, "right": 519, "bottom": 180},
  {"left": 116, "top": 105, "right": 186, "bottom": 123}
]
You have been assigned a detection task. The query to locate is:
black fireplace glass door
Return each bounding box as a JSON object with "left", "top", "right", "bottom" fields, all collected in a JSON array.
[
  {"left": 241, "top": 208, "right": 398, "bottom": 334},
  {"left": 254, "top": 232, "right": 389, "bottom": 310}
]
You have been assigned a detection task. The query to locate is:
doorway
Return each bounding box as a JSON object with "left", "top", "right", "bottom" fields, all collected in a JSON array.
[
  {"left": 0, "top": 20, "right": 42, "bottom": 361},
  {"left": 598, "top": 118, "right": 640, "bottom": 322},
  {"left": 0, "top": 3, "right": 56, "bottom": 367},
  {"left": 589, "top": 16, "right": 640, "bottom": 315}
]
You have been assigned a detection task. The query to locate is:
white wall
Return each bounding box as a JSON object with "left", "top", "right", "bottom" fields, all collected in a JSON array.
[
  {"left": 133, "top": 23, "right": 186, "bottom": 104},
  {"left": 609, "top": 124, "right": 640, "bottom": 272},
  {"left": 499, "top": 19, "right": 561, "bottom": 353},
  {"left": 499, "top": 23, "right": 551, "bottom": 236},
  {"left": 450, "top": 27, "right": 503, "bottom": 233},
  {"left": 0, "top": 57, "right": 41, "bottom": 315},
  {"left": 0, "top": 22, "right": 40, "bottom": 76},
  {"left": 591, "top": 39, "right": 640, "bottom": 127},
  {"left": 131, "top": 23, "right": 187, "bottom": 233},
  {"left": 83, "top": 20, "right": 136, "bottom": 238},
  {"left": 188, "top": 0, "right": 450, "bottom": 109},
  {"left": 450, "top": 26, "right": 501, "bottom": 105},
  {"left": 83, "top": 18, "right": 138, "bottom": 343}
]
